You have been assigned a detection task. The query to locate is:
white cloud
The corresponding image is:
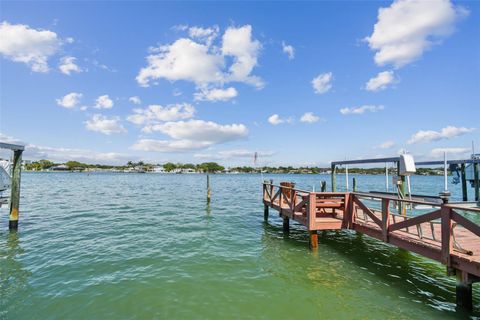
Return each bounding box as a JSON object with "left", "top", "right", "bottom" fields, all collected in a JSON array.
[
  {"left": 136, "top": 38, "right": 224, "bottom": 87},
  {"left": 312, "top": 72, "right": 333, "bottom": 94},
  {"left": 407, "top": 126, "right": 475, "bottom": 144},
  {"left": 129, "top": 96, "right": 141, "bottom": 105},
  {"left": 222, "top": 25, "right": 263, "bottom": 88},
  {"left": 85, "top": 114, "right": 126, "bottom": 135},
  {"left": 0, "top": 133, "right": 132, "bottom": 165},
  {"left": 0, "top": 21, "right": 63, "bottom": 72},
  {"left": 378, "top": 140, "right": 395, "bottom": 149},
  {"left": 59, "top": 56, "right": 82, "bottom": 75},
  {"left": 136, "top": 25, "right": 263, "bottom": 90},
  {"left": 94, "top": 95, "right": 114, "bottom": 109},
  {"left": 194, "top": 87, "right": 238, "bottom": 102},
  {"left": 127, "top": 103, "right": 195, "bottom": 125},
  {"left": 365, "top": 0, "right": 468, "bottom": 68},
  {"left": 430, "top": 147, "right": 471, "bottom": 158},
  {"left": 132, "top": 120, "right": 248, "bottom": 152},
  {"left": 56, "top": 92, "right": 83, "bottom": 108},
  {"left": 194, "top": 149, "right": 275, "bottom": 160},
  {"left": 282, "top": 41, "right": 295, "bottom": 60},
  {"left": 188, "top": 25, "right": 219, "bottom": 46},
  {"left": 365, "top": 70, "right": 395, "bottom": 91},
  {"left": 268, "top": 114, "right": 284, "bottom": 125},
  {"left": 340, "top": 105, "right": 384, "bottom": 115},
  {"left": 145, "top": 120, "right": 247, "bottom": 141},
  {"left": 300, "top": 112, "right": 322, "bottom": 123},
  {"left": 131, "top": 139, "right": 211, "bottom": 153}
]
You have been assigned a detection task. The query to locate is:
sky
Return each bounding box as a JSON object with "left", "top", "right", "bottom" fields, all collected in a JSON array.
[{"left": 0, "top": 0, "right": 479, "bottom": 166}]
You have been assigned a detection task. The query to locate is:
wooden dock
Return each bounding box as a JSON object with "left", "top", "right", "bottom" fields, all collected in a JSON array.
[{"left": 262, "top": 182, "right": 480, "bottom": 310}]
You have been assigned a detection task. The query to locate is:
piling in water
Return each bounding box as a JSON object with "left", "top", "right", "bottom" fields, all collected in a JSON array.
[
  {"left": 9, "top": 149, "right": 23, "bottom": 230},
  {"left": 206, "top": 174, "right": 211, "bottom": 204}
]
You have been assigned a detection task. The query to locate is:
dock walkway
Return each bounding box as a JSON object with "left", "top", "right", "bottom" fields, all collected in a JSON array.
[{"left": 262, "top": 182, "right": 480, "bottom": 310}]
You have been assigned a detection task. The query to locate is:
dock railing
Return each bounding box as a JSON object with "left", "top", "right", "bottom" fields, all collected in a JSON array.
[
  {"left": 262, "top": 181, "right": 480, "bottom": 274},
  {"left": 263, "top": 181, "right": 480, "bottom": 309}
]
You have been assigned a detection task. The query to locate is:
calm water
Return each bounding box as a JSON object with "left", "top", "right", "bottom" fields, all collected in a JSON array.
[{"left": 0, "top": 173, "right": 479, "bottom": 319}]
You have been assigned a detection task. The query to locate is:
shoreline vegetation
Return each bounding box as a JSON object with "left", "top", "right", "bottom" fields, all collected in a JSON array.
[{"left": 22, "top": 159, "right": 450, "bottom": 176}]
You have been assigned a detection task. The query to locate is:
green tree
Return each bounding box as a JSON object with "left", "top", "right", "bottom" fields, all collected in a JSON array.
[
  {"left": 163, "top": 162, "right": 177, "bottom": 172},
  {"left": 198, "top": 162, "right": 224, "bottom": 173}
]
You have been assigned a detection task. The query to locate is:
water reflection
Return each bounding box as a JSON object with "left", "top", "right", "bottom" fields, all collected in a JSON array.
[
  {"left": 261, "top": 220, "right": 479, "bottom": 318},
  {"left": 0, "top": 231, "right": 31, "bottom": 317}
]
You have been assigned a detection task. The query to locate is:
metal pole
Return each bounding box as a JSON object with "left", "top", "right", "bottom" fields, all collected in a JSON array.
[
  {"left": 474, "top": 161, "right": 479, "bottom": 202},
  {"left": 345, "top": 165, "right": 349, "bottom": 191},
  {"left": 385, "top": 162, "right": 389, "bottom": 192},
  {"left": 444, "top": 151, "right": 448, "bottom": 192}
]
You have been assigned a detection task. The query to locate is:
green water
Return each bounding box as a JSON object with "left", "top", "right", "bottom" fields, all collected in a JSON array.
[{"left": 0, "top": 173, "right": 479, "bottom": 319}]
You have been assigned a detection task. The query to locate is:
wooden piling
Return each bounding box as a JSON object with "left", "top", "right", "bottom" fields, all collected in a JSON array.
[
  {"left": 309, "top": 230, "right": 318, "bottom": 249},
  {"left": 283, "top": 216, "right": 289, "bottom": 233},
  {"left": 331, "top": 164, "right": 337, "bottom": 192},
  {"left": 321, "top": 181, "right": 327, "bottom": 192},
  {"left": 206, "top": 174, "right": 211, "bottom": 204},
  {"left": 264, "top": 204, "right": 269, "bottom": 221},
  {"left": 456, "top": 270, "right": 473, "bottom": 311},
  {"left": 9, "top": 150, "right": 23, "bottom": 230},
  {"left": 461, "top": 163, "right": 468, "bottom": 202},
  {"left": 352, "top": 177, "right": 357, "bottom": 192}
]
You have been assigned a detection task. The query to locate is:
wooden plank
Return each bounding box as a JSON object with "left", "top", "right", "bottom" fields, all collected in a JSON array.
[
  {"left": 381, "top": 199, "right": 390, "bottom": 242},
  {"left": 389, "top": 210, "right": 441, "bottom": 232},
  {"left": 441, "top": 206, "right": 453, "bottom": 266},
  {"left": 451, "top": 211, "right": 480, "bottom": 237}
]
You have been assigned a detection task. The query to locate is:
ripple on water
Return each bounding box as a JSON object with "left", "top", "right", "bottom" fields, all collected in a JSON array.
[{"left": 0, "top": 173, "right": 479, "bottom": 319}]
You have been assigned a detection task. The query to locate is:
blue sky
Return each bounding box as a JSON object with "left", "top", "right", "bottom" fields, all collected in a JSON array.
[{"left": 0, "top": 0, "right": 478, "bottom": 166}]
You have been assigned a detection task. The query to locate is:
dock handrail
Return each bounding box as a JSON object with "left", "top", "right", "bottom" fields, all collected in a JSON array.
[{"left": 353, "top": 192, "right": 442, "bottom": 207}]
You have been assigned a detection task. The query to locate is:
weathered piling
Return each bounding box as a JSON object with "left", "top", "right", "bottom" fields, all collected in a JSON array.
[
  {"left": 309, "top": 231, "right": 318, "bottom": 249},
  {"left": 456, "top": 270, "right": 474, "bottom": 311},
  {"left": 321, "top": 181, "right": 327, "bottom": 192},
  {"left": 9, "top": 150, "right": 22, "bottom": 230},
  {"left": 283, "top": 216, "right": 289, "bottom": 233},
  {"left": 331, "top": 164, "right": 337, "bottom": 192},
  {"left": 206, "top": 174, "right": 211, "bottom": 204},
  {"left": 352, "top": 177, "right": 357, "bottom": 192},
  {"left": 0, "top": 142, "right": 24, "bottom": 231},
  {"left": 461, "top": 163, "right": 468, "bottom": 201}
]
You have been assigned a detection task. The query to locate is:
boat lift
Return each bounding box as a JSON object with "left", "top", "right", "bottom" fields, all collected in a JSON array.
[{"left": 331, "top": 155, "right": 480, "bottom": 205}]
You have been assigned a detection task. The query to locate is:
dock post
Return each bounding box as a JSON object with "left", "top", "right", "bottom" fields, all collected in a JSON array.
[
  {"left": 283, "top": 216, "right": 289, "bottom": 233},
  {"left": 460, "top": 164, "right": 468, "bottom": 201},
  {"left": 331, "top": 164, "right": 337, "bottom": 192},
  {"left": 9, "top": 149, "right": 23, "bottom": 231},
  {"left": 352, "top": 177, "right": 357, "bottom": 192},
  {"left": 455, "top": 270, "right": 473, "bottom": 311},
  {"left": 321, "top": 181, "right": 326, "bottom": 192},
  {"left": 474, "top": 161, "right": 479, "bottom": 202},
  {"left": 264, "top": 204, "right": 269, "bottom": 221},
  {"left": 206, "top": 174, "right": 211, "bottom": 204},
  {"left": 309, "top": 230, "right": 318, "bottom": 249}
]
